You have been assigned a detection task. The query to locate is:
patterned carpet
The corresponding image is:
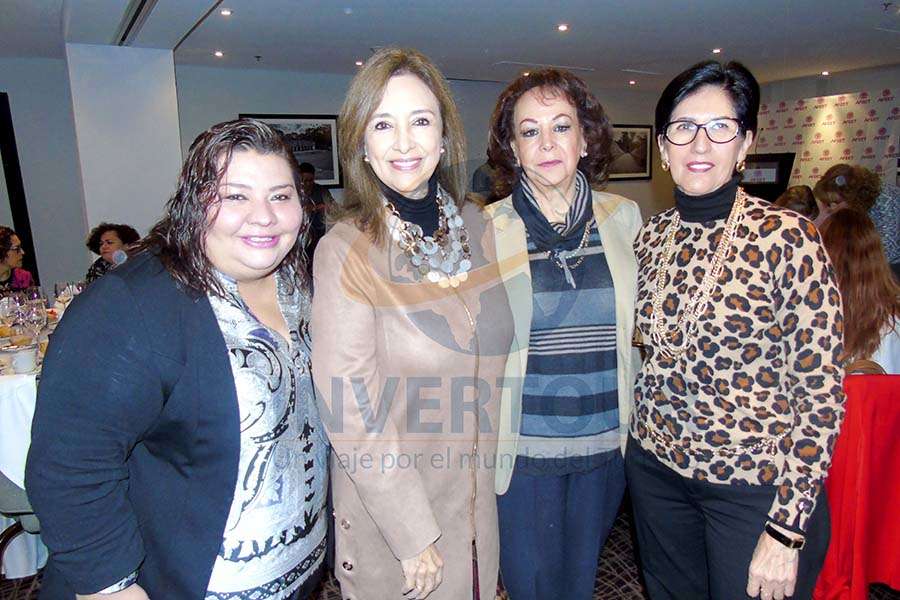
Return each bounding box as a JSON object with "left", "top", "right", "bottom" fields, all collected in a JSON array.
[{"left": 3, "top": 510, "right": 898, "bottom": 599}]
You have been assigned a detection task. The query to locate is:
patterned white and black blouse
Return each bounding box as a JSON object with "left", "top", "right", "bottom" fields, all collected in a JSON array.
[{"left": 205, "top": 269, "right": 328, "bottom": 600}]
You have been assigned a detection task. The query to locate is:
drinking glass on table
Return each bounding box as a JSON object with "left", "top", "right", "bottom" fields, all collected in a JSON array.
[
  {"left": 54, "top": 281, "right": 73, "bottom": 308},
  {"left": 24, "top": 286, "right": 46, "bottom": 302},
  {"left": 54, "top": 281, "right": 85, "bottom": 308},
  {"left": 0, "top": 295, "right": 16, "bottom": 329},
  {"left": 15, "top": 297, "right": 47, "bottom": 341}
]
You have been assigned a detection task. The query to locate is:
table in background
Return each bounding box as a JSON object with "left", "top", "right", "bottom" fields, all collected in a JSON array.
[{"left": 0, "top": 373, "right": 48, "bottom": 578}]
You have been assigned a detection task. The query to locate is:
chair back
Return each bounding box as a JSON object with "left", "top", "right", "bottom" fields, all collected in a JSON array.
[
  {"left": 0, "top": 469, "right": 39, "bottom": 533},
  {"left": 845, "top": 359, "right": 886, "bottom": 375}
]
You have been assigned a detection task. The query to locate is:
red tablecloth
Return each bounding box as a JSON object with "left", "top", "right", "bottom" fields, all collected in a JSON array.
[{"left": 814, "top": 375, "right": 900, "bottom": 600}]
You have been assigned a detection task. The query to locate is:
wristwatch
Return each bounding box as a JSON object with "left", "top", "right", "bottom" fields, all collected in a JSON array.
[
  {"left": 96, "top": 570, "right": 139, "bottom": 594},
  {"left": 765, "top": 523, "right": 805, "bottom": 549}
]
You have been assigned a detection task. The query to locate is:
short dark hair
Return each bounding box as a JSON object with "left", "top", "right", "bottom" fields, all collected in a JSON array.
[
  {"left": 85, "top": 223, "right": 141, "bottom": 254},
  {"left": 0, "top": 226, "right": 18, "bottom": 258},
  {"left": 136, "top": 118, "right": 309, "bottom": 297},
  {"left": 655, "top": 60, "right": 760, "bottom": 137},
  {"left": 298, "top": 162, "right": 315, "bottom": 174},
  {"left": 487, "top": 68, "right": 613, "bottom": 199}
]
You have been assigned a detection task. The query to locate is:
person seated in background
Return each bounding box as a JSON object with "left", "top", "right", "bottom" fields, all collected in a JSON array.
[
  {"left": 812, "top": 163, "right": 880, "bottom": 229},
  {"left": 821, "top": 208, "right": 900, "bottom": 374},
  {"left": 84, "top": 222, "right": 140, "bottom": 283},
  {"left": 297, "top": 161, "right": 334, "bottom": 265},
  {"left": 773, "top": 184, "right": 819, "bottom": 220},
  {"left": 0, "top": 225, "right": 34, "bottom": 291}
]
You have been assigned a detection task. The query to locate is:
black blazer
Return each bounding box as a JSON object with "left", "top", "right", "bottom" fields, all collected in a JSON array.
[{"left": 26, "top": 253, "right": 241, "bottom": 598}]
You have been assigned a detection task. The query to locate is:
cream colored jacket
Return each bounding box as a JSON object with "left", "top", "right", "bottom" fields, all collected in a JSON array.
[{"left": 486, "top": 190, "right": 643, "bottom": 494}]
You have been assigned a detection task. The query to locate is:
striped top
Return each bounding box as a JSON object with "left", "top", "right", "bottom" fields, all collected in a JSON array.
[{"left": 516, "top": 220, "right": 620, "bottom": 475}]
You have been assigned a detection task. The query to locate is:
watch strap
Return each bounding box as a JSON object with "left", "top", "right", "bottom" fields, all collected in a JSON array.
[{"left": 765, "top": 523, "right": 805, "bottom": 549}]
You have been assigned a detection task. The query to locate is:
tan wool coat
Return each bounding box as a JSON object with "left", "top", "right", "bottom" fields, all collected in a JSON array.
[{"left": 311, "top": 202, "right": 514, "bottom": 600}]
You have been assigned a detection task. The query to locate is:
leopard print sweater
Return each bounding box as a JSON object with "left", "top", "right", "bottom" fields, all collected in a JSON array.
[{"left": 631, "top": 196, "right": 845, "bottom": 534}]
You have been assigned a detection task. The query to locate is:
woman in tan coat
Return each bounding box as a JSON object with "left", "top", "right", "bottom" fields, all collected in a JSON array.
[{"left": 311, "top": 47, "right": 513, "bottom": 600}]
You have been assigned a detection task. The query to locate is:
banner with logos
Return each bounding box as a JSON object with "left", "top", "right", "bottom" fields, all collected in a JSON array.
[{"left": 752, "top": 88, "right": 899, "bottom": 185}]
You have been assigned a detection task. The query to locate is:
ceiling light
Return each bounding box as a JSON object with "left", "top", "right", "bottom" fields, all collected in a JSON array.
[
  {"left": 557, "top": 24, "right": 569, "bottom": 32},
  {"left": 355, "top": 60, "right": 363, "bottom": 66},
  {"left": 629, "top": 80, "right": 636, "bottom": 85},
  {"left": 523, "top": 71, "right": 530, "bottom": 76},
  {"left": 821, "top": 70, "right": 830, "bottom": 76},
  {"left": 213, "top": 51, "right": 224, "bottom": 58},
  {"left": 220, "top": 8, "right": 232, "bottom": 16},
  {"left": 712, "top": 48, "right": 722, "bottom": 54}
]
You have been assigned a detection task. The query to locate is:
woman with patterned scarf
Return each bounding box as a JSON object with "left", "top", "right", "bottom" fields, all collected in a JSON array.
[{"left": 484, "top": 68, "right": 642, "bottom": 600}]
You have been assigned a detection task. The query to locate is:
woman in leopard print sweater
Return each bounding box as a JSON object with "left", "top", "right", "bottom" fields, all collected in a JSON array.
[{"left": 626, "top": 61, "right": 844, "bottom": 600}]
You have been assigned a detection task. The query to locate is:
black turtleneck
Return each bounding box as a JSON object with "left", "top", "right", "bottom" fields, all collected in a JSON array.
[
  {"left": 674, "top": 174, "right": 741, "bottom": 223},
  {"left": 381, "top": 175, "right": 440, "bottom": 236}
]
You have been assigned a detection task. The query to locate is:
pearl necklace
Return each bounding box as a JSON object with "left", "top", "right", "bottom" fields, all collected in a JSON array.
[
  {"left": 384, "top": 187, "right": 472, "bottom": 288},
  {"left": 649, "top": 188, "right": 747, "bottom": 358}
]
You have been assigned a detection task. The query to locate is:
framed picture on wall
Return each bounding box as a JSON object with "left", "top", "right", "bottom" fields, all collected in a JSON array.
[
  {"left": 239, "top": 113, "right": 342, "bottom": 188},
  {"left": 608, "top": 124, "right": 652, "bottom": 180}
]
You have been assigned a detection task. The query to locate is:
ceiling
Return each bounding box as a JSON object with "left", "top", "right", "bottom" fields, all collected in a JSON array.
[{"left": 2, "top": 0, "right": 899, "bottom": 91}]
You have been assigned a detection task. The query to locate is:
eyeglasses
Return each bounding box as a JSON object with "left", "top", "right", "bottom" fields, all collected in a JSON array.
[
  {"left": 8, "top": 246, "right": 23, "bottom": 254},
  {"left": 663, "top": 118, "right": 743, "bottom": 146}
]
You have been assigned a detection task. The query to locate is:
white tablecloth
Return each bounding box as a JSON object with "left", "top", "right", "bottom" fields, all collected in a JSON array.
[{"left": 0, "top": 373, "right": 48, "bottom": 578}]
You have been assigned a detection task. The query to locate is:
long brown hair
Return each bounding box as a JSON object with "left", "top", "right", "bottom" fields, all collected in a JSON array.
[
  {"left": 136, "top": 118, "right": 309, "bottom": 297},
  {"left": 486, "top": 68, "right": 613, "bottom": 199},
  {"left": 332, "top": 47, "right": 467, "bottom": 245},
  {"left": 821, "top": 208, "right": 900, "bottom": 362}
]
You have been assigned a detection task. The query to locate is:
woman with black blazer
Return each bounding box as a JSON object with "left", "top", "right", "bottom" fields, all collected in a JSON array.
[{"left": 26, "top": 119, "right": 328, "bottom": 599}]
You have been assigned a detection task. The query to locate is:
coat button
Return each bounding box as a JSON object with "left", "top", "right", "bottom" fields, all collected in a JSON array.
[
  {"left": 340, "top": 518, "right": 351, "bottom": 530},
  {"left": 342, "top": 561, "right": 353, "bottom": 571}
]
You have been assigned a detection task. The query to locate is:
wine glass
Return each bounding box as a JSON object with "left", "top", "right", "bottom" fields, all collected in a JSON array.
[
  {"left": 18, "top": 300, "right": 47, "bottom": 341},
  {"left": 55, "top": 281, "right": 73, "bottom": 308},
  {"left": 0, "top": 294, "right": 16, "bottom": 328}
]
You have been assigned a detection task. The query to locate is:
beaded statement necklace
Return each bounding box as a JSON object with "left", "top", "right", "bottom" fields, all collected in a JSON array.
[
  {"left": 649, "top": 187, "right": 747, "bottom": 358},
  {"left": 384, "top": 187, "right": 472, "bottom": 288}
]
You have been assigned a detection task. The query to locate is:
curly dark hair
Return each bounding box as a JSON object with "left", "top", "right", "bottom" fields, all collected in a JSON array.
[
  {"left": 486, "top": 68, "right": 613, "bottom": 200},
  {"left": 0, "top": 226, "right": 19, "bottom": 259},
  {"left": 85, "top": 223, "right": 141, "bottom": 255},
  {"left": 134, "top": 118, "right": 310, "bottom": 298}
]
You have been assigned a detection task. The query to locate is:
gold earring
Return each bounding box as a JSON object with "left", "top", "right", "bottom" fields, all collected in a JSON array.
[
  {"left": 580, "top": 150, "right": 587, "bottom": 158},
  {"left": 661, "top": 159, "right": 670, "bottom": 172},
  {"left": 736, "top": 159, "right": 746, "bottom": 172},
  {"left": 363, "top": 154, "right": 369, "bottom": 163}
]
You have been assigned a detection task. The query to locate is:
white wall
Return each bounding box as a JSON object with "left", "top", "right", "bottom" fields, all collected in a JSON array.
[
  {"left": 0, "top": 143, "right": 12, "bottom": 227},
  {"left": 175, "top": 64, "right": 669, "bottom": 218},
  {"left": 0, "top": 57, "right": 88, "bottom": 288},
  {"left": 761, "top": 63, "right": 900, "bottom": 105},
  {"left": 593, "top": 87, "right": 674, "bottom": 219},
  {"left": 67, "top": 44, "right": 183, "bottom": 237},
  {"left": 176, "top": 65, "right": 354, "bottom": 201}
]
